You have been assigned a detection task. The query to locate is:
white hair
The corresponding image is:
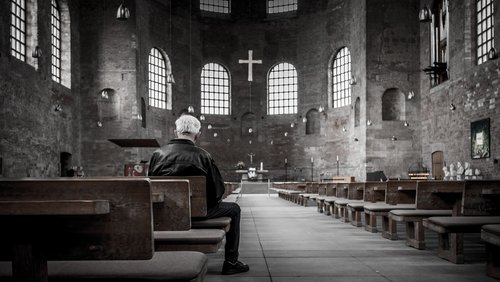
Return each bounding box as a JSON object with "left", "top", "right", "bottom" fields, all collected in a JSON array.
[{"left": 175, "top": 115, "right": 201, "bottom": 135}]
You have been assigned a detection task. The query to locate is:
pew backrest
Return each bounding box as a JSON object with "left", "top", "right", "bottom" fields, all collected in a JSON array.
[
  {"left": 415, "top": 180, "right": 464, "bottom": 215},
  {"left": 462, "top": 180, "right": 500, "bottom": 216},
  {"left": 364, "top": 182, "right": 387, "bottom": 202},
  {"left": 150, "top": 179, "right": 191, "bottom": 231},
  {"left": 336, "top": 182, "right": 349, "bottom": 198},
  {"left": 326, "top": 183, "right": 337, "bottom": 196},
  {"left": 385, "top": 180, "right": 417, "bottom": 205},
  {"left": 0, "top": 178, "right": 153, "bottom": 261},
  {"left": 149, "top": 176, "right": 207, "bottom": 217},
  {"left": 348, "top": 182, "right": 364, "bottom": 200}
]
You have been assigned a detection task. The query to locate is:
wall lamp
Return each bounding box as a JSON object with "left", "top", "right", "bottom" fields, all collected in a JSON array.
[
  {"left": 54, "top": 104, "right": 62, "bottom": 112},
  {"left": 488, "top": 47, "right": 498, "bottom": 60},
  {"left": 419, "top": 6, "right": 432, "bottom": 23},
  {"left": 32, "top": 46, "right": 42, "bottom": 58},
  {"left": 116, "top": 1, "right": 130, "bottom": 21},
  {"left": 349, "top": 75, "right": 357, "bottom": 85}
]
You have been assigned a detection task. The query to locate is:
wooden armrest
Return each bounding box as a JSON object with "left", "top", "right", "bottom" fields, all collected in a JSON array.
[
  {"left": 152, "top": 192, "right": 165, "bottom": 203},
  {"left": 0, "top": 200, "right": 110, "bottom": 215}
]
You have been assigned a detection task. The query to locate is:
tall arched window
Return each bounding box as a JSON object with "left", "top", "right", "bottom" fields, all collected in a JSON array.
[
  {"left": 10, "top": 0, "right": 26, "bottom": 61},
  {"left": 148, "top": 48, "right": 172, "bottom": 110},
  {"left": 428, "top": 0, "right": 449, "bottom": 85},
  {"left": 267, "top": 62, "right": 298, "bottom": 115},
  {"left": 51, "top": 0, "right": 62, "bottom": 83},
  {"left": 200, "top": 0, "right": 230, "bottom": 13},
  {"left": 476, "top": 0, "right": 494, "bottom": 65},
  {"left": 201, "top": 63, "right": 231, "bottom": 115},
  {"left": 332, "top": 47, "right": 352, "bottom": 108}
]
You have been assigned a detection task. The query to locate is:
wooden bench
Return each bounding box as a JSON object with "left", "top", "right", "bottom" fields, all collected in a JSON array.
[
  {"left": 481, "top": 224, "right": 500, "bottom": 279},
  {"left": 334, "top": 182, "right": 364, "bottom": 222},
  {"left": 321, "top": 183, "right": 338, "bottom": 216},
  {"left": 387, "top": 181, "right": 458, "bottom": 249},
  {"left": 346, "top": 182, "right": 387, "bottom": 227},
  {"left": 149, "top": 179, "right": 226, "bottom": 253},
  {"left": 298, "top": 182, "right": 319, "bottom": 206},
  {"left": 0, "top": 178, "right": 207, "bottom": 282},
  {"left": 423, "top": 180, "right": 500, "bottom": 263}
]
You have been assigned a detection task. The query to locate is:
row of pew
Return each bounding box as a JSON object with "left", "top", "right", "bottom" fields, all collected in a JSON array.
[
  {"left": 272, "top": 179, "right": 500, "bottom": 279},
  {"left": 0, "top": 176, "right": 239, "bottom": 282}
]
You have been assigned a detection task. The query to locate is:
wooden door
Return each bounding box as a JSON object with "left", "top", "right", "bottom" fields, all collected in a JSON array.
[{"left": 432, "top": 151, "right": 444, "bottom": 180}]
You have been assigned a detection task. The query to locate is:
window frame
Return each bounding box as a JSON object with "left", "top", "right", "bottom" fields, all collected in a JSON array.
[
  {"left": 51, "top": 0, "right": 62, "bottom": 83},
  {"left": 476, "top": 0, "right": 494, "bottom": 65},
  {"left": 331, "top": 47, "right": 352, "bottom": 109},
  {"left": 10, "top": 0, "right": 27, "bottom": 61},
  {"left": 267, "top": 0, "right": 298, "bottom": 14},
  {"left": 200, "top": 0, "right": 231, "bottom": 14},
  {"left": 200, "top": 62, "right": 231, "bottom": 116},
  {"left": 148, "top": 48, "right": 170, "bottom": 110},
  {"left": 267, "top": 62, "right": 298, "bottom": 115}
]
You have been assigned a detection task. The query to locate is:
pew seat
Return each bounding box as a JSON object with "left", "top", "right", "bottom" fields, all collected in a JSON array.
[
  {"left": 334, "top": 199, "right": 363, "bottom": 223},
  {"left": 0, "top": 251, "right": 207, "bottom": 282},
  {"left": 154, "top": 229, "right": 225, "bottom": 253},
  {"left": 364, "top": 203, "right": 415, "bottom": 233},
  {"left": 192, "top": 216, "right": 231, "bottom": 232},
  {"left": 388, "top": 209, "right": 453, "bottom": 249},
  {"left": 423, "top": 216, "right": 500, "bottom": 263},
  {"left": 347, "top": 202, "right": 366, "bottom": 227},
  {"left": 481, "top": 224, "right": 500, "bottom": 279}
]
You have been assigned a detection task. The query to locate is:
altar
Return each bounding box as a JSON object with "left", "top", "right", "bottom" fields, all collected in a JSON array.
[{"left": 235, "top": 169, "right": 268, "bottom": 181}]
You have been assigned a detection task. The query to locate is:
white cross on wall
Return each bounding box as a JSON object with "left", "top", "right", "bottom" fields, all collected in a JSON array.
[{"left": 238, "top": 50, "right": 262, "bottom": 82}]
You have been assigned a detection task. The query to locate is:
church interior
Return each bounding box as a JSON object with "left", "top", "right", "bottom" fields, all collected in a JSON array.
[
  {"left": 1, "top": 0, "right": 500, "bottom": 281},
  {"left": 0, "top": 0, "right": 498, "bottom": 181}
]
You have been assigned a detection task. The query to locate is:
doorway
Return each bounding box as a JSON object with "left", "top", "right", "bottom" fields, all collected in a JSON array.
[{"left": 431, "top": 151, "right": 444, "bottom": 180}]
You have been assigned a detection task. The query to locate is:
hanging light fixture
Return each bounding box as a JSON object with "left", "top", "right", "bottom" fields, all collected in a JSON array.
[
  {"left": 97, "top": 121, "right": 103, "bottom": 127},
  {"left": 207, "top": 124, "right": 212, "bottom": 130},
  {"left": 284, "top": 132, "right": 288, "bottom": 137},
  {"left": 449, "top": 103, "right": 456, "bottom": 111},
  {"left": 248, "top": 128, "right": 253, "bottom": 133},
  {"left": 213, "top": 132, "right": 218, "bottom": 137},
  {"left": 487, "top": 47, "right": 498, "bottom": 60},
  {"left": 100, "top": 89, "right": 109, "bottom": 99},
  {"left": 302, "top": 117, "right": 307, "bottom": 123},
  {"left": 407, "top": 91, "right": 415, "bottom": 100},
  {"left": 342, "top": 126, "right": 347, "bottom": 132},
  {"left": 419, "top": 6, "right": 431, "bottom": 23},
  {"left": 32, "top": 46, "right": 42, "bottom": 58},
  {"left": 54, "top": 104, "right": 62, "bottom": 112},
  {"left": 199, "top": 115, "right": 205, "bottom": 121},
  {"left": 166, "top": 73, "right": 175, "bottom": 84},
  {"left": 391, "top": 136, "right": 398, "bottom": 141},
  {"left": 367, "top": 120, "right": 373, "bottom": 126},
  {"left": 349, "top": 75, "right": 357, "bottom": 85},
  {"left": 188, "top": 105, "right": 194, "bottom": 113},
  {"left": 116, "top": 1, "right": 130, "bottom": 21},
  {"left": 290, "top": 123, "right": 295, "bottom": 128},
  {"left": 318, "top": 105, "right": 324, "bottom": 113},
  {"left": 404, "top": 121, "right": 409, "bottom": 127}
]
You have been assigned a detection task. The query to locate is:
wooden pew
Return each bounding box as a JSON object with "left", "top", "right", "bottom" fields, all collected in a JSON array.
[
  {"left": 149, "top": 179, "right": 226, "bottom": 254},
  {"left": 481, "top": 224, "right": 500, "bottom": 279},
  {"left": 323, "top": 183, "right": 339, "bottom": 216},
  {"left": 363, "top": 180, "right": 415, "bottom": 233},
  {"left": 423, "top": 180, "right": 500, "bottom": 264},
  {"left": 298, "top": 182, "right": 319, "bottom": 206},
  {"left": 0, "top": 178, "right": 208, "bottom": 282},
  {"left": 387, "top": 181, "right": 457, "bottom": 249},
  {"left": 334, "top": 182, "right": 364, "bottom": 222}
]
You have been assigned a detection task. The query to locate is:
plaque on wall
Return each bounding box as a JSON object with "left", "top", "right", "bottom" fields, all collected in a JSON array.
[{"left": 471, "top": 118, "right": 490, "bottom": 159}]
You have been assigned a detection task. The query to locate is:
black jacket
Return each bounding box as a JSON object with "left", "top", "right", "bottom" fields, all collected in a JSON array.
[{"left": 148, "top": 138, "right": 225, "bottom": 210}]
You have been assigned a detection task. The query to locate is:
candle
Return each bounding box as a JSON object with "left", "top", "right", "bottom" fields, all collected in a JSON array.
[
  {"left": 336, "top": 155, "right": 339, "bottom": 161},
  {"left": 284, "top": 158, "right": 288, "bottom": 164},
  {"left": 260, "top": 162, "right": 263, "bottom": 171},
  {"left": 311, "top": 157, "right": 314, "bottom": 163}
]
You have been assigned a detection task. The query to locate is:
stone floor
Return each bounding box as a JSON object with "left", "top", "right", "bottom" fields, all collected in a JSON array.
[{"left": 204, "top": 193, "right": 496, "bottom": 282}]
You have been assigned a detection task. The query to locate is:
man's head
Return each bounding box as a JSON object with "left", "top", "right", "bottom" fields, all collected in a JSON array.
[{"left": 175, "top": 114, "right": 201, "bottom": 142}]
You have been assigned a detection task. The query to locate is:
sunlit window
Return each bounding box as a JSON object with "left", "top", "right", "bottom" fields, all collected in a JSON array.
[
  {"left": 476, "top": 0, "right": 494, "bottom": 64},
  {"left": 51, "top": 0, "right": 62, "bottom": 83},
  {"left": 268, "top": 0, "right": 297, "bottom": 14},
  {"left": 267, "top": 63, "right": 298, "bottom": 115},
  {"left": 200, "top": 0, "right": 230, "bottom": 14},
  {"left": 201, "top": 63, "right": 231, "bottom": 115},
  {"left": 148, "top": 48, "right": 170, "bottom": 109},
  {"left": 10, "top": 0, "right": 26, "bottom": 61},
  {"left": 332, "top": 48, "right": 351, "bottom": 108}
]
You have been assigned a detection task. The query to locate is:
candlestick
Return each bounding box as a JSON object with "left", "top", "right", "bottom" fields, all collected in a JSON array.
[
  {"left": 284, "top": 158, "right": 287, "bottom": 164},
  {"left": 260, "top": 162, "right": 263, "bottom": 171}
]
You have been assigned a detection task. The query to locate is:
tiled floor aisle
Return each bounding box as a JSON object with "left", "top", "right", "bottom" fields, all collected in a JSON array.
[{"left": 204, "top": 193, "right": 496, "bottom": 282}]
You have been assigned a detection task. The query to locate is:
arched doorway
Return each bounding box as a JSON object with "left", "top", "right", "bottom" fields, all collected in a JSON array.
[{"left": 432, "top": 151, "right": 444, "bottom": 180}]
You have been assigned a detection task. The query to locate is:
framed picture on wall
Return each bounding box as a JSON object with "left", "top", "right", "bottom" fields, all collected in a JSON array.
[{"left": 471, "top": 118, "right": 490, "bottom": 159}]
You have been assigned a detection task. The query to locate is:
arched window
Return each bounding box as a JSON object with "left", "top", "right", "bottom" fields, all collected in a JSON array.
[
  {"left": 201, "top": 63, "right": 231, "bottom": 115},
  {"left": 332, "top": 47, "right": 352, "bottom": 108},
  {"left": 382, "top": 88, "right": 405, "bottom": 121},
  {"left": 51, "top": 0, "right": 62, "bottom": 83},
  {"left": 427, "top": 0, "right": 449, "bottom": 86},
  {"left": 268, "top": 0, "right": 297, "bottom": 14},
  {"left": 476, "top": 0, "right": 494, "bottom": 65},
  {"left": 148, "top": 48, "right": 172, "bottom": 110},
  {"left": 200, "top": 0, "right": 230, "bottom": 13},
  {"left": 267, "top": 63, "right": 298, "bottom": 115},
  {"left": 10, "top": 0, "right": 27, "bottom": 61}
]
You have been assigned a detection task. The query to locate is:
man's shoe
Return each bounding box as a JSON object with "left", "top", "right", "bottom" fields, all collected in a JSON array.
[{"left": 221, "top": 260, "right": 250, "bottom": 275}]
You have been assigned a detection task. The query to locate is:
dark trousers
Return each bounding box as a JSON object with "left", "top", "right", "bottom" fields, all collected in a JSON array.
[{"left": 206, "top": 202, "right": 241, "bottom": 261}]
